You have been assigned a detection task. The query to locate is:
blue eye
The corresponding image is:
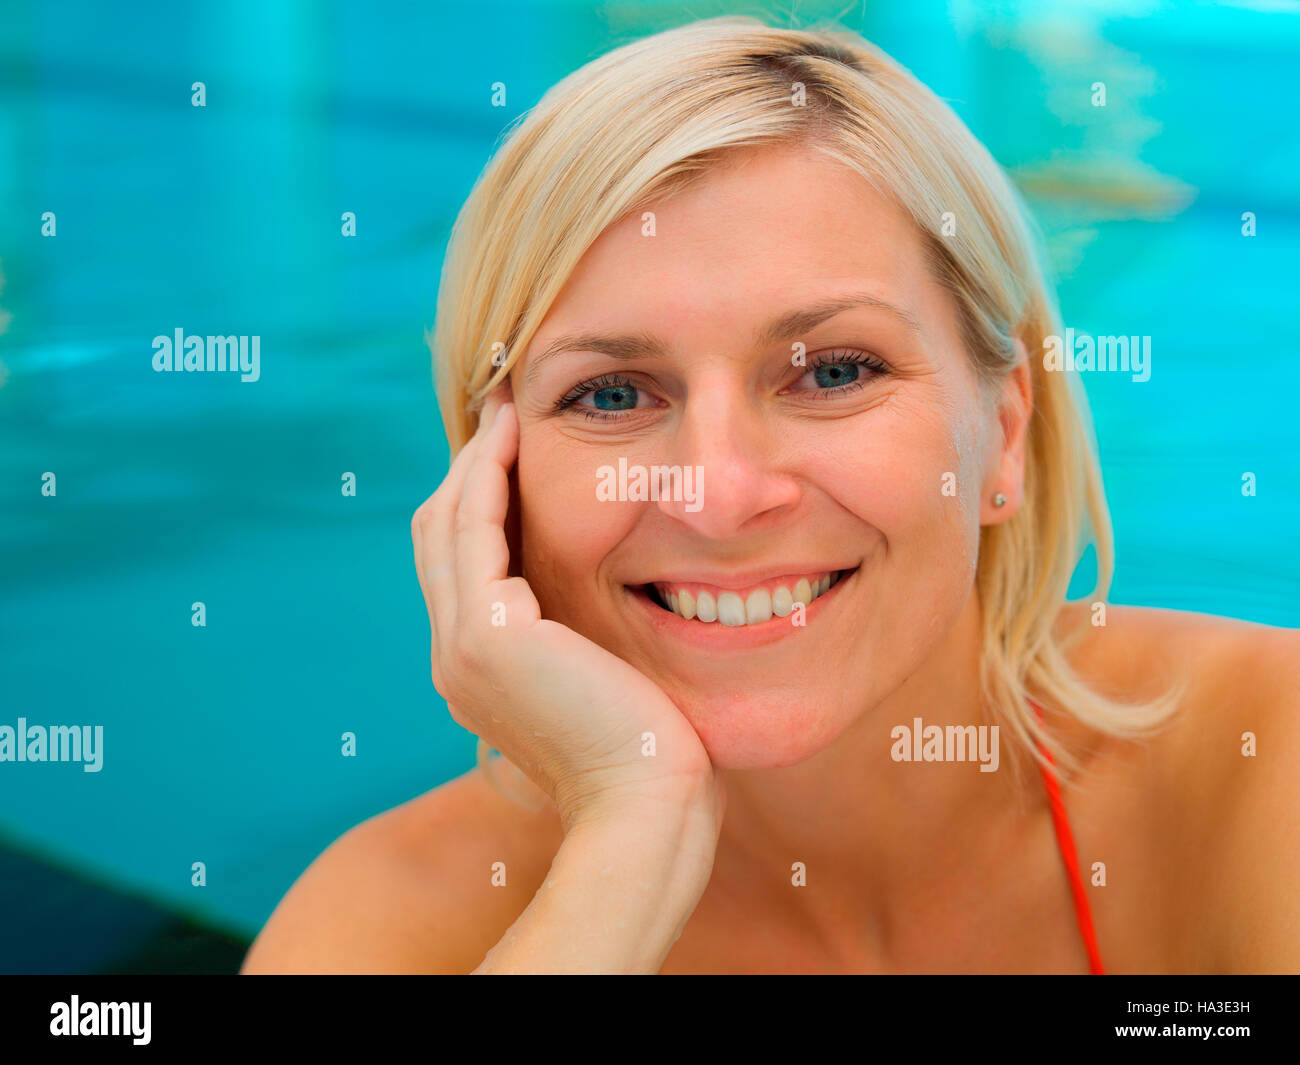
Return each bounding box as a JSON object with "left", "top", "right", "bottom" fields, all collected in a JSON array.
[
  {"left": 555, "top": 374, "right": 649, "bottom": 420},
  {"left": 813, "top": 362, "right": 860, "bottom": 388},
  {"left": 791, "top": 350, "right": 888, "bottom": 395},
  {"left": 590, "top": 383, "right": 638, "bottom": 410}
]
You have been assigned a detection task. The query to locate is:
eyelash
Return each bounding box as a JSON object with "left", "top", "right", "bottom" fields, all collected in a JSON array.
[
  {"left": 553, "top": 350, "right": 890, "bottom": 420},
  {"left": 553, "top": 374, "right": 644, "bottom": 421},
  {"left": 801, "top": 349, "right": 890, "bottom": 398}
]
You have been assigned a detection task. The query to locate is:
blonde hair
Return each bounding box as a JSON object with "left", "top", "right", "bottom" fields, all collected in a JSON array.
[{"left": 427, "top": 15, "right": 1182, "bottom": 792}]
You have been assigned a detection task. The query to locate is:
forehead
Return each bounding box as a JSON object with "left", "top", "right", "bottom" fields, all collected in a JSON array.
[{"left": 528, "top": 143, "right": 939, "bottom": 347}]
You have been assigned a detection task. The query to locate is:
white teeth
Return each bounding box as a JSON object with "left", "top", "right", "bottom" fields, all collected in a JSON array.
[
  {"left": 717, "top": 591, "right": 747, "bottom": 627},
  {"left": 677, "top": 589, "right": 696, "bottom": 620},
  {"left": 745, "top": 588, "right": 773, "bottom": 624},
  {"left": 772, "top": 585, "right": 794, "bottom": 618},
  {"left": 653, "top": 570, "right": 846, "bottom": 626},
  {"left": 696, "top": 591, "right": 717, "bottom": 623}
]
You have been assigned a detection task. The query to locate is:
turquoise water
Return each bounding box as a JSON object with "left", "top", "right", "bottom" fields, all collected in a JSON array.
[{"left": 1, "top": 0, "right": 1297, "bottom": 952}]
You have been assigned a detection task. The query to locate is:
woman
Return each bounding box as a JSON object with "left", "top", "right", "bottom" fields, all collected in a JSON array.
[{"left": 242, "top": 16, "right": 1299, "bottom": 974}]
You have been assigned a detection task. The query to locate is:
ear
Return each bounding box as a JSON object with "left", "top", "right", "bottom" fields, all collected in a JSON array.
[{"left": 980, "top": 338, "right": 1033, "bottom": 526}]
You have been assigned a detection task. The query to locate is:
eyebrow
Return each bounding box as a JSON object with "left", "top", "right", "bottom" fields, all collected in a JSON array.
[{"left": 522, "top": 291, "right": 923, "bottom": 384}]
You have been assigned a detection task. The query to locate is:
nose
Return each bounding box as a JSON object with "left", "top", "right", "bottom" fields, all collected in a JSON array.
[{"left": 654, "top": 380, "right": 802, "bottom": 538}]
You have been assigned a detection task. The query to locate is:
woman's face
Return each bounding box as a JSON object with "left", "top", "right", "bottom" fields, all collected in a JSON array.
[{"left": 511, "top": 142, "right": 1025, "bottom": 770}]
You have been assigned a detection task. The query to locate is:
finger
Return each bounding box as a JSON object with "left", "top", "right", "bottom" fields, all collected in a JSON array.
[
  {"left": 454, "top": 401, "right": 520, "bottom": 611},
  {"left": 474, "top": 380, "right": 511, "bottom": 432},
  {"left": 412, "top": 403, "right": 500, "bottom": 635},
  {"left": 435, "top": 379, "right": 512, "bottom": 540},
  {"left": 412, "top": 439, "right": 477, "bottom": 623}
]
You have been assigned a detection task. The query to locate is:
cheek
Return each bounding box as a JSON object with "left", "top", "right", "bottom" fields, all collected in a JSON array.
[
  {"left": 516, "top": 427, "right": 631, "bottom": 611},
  {"left": 817, "top": 396, "right": 984, "bottom": 662},
  {"left": 826, "top": 395, "right": 983, "bottom": 558}
]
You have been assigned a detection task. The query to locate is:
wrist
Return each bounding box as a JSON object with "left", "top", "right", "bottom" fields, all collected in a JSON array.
[
  {"left": 572, "top": 777, "right": 720, "bottom": 894},
  {"left": 474, "top": 783, "right": 719, "bottom": 974},
  {"left": 561, "top": 805, "right": 717, "bottom": 972},
  {"left": 563, "top": 765, "right": 722, "bottom": 844}
]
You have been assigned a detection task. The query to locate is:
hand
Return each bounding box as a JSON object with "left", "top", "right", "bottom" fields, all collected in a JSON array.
[{"left": 412, "top": 387, "right": 723, "bottom": 834}]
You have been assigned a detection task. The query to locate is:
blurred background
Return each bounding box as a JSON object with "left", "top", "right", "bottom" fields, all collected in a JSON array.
[{"left": 1, "top": 0, "right": 1297, "bottom": 973}]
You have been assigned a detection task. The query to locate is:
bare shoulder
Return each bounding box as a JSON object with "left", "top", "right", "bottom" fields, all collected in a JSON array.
[
  {"left": 1055, "top": 598, "right": 1298, "bottom": 781},
  {"left": 1056, "top": 599, "right": 1287, "bottom": 677},
  {"left": 1053, "top": 600, "right": 1295, "bottom": 725},
  {"left": 1054, "top": 600, "right": 1300, "bottom": 971},
  {"left": 1167, "top": 610, "right": 1300, "bottom": 972},
  {"left": 240, "top": 764, "right": 564, "bottom": 974}
]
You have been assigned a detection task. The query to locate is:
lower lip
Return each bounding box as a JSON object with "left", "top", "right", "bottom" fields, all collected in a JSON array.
[{"left": 626, "top": 568, "right": 858, "bottom": 651}]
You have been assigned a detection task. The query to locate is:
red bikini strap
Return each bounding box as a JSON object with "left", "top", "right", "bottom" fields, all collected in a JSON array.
[{"left": 1029, "top": 698, "right": 1106, "bottom": 975}]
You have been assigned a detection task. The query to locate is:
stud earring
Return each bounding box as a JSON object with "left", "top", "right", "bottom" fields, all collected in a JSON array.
[{"left": 993, "top": 492, "right": 1007, "bottom": 507}]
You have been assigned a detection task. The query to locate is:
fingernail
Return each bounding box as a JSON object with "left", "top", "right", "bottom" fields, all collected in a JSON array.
[{"left": 494, "top": 403, "right": 512, "bottom": 427}]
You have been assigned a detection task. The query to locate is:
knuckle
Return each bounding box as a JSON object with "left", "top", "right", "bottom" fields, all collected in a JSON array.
[
  {"left": 447, "top": 634, "right": 484, "bottom": 676},
  {"left": 412, "top": 498, "right": 439, "bottom": 538},
  {"left": 430, "top": 650, "right": 452, "bottom": 701},
  {"left": 452, "top": 505, "right": 476, "bottom": 539},
  {"left": 411, "top": 506, "right": 428, "bottom": 537},
  {"left": 434, "top": 635, "right": 481, "bottom": 697},
  {"left": 434, "top": 642, "right": 456, "bottom": 687}
]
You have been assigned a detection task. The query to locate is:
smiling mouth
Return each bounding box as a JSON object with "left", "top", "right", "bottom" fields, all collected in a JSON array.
[{"left": 639, "top": 568, "right": 854, "bottom": 627}]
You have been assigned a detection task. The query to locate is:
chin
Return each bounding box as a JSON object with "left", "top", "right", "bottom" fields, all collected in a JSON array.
[{"left": 657, "top": 677, "right": 859, "bottom": 770}]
